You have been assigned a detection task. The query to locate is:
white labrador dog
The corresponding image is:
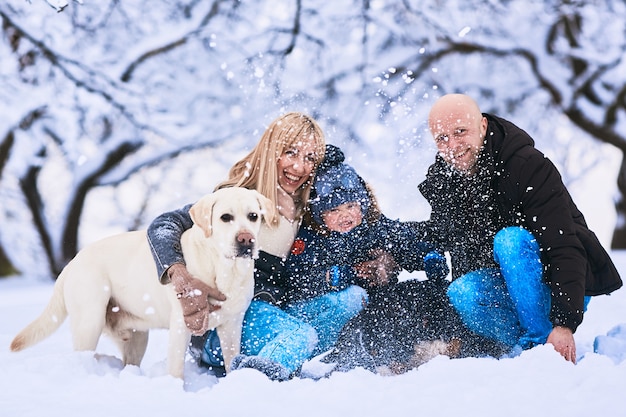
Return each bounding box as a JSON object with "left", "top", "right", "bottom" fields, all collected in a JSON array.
[{"left": 10, "top": 187, "right": 274, "bottom": 379}]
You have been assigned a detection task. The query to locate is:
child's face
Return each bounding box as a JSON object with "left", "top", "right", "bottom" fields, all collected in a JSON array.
[{"left": 321, "top": 201, "right": 363, "bottom": 233}]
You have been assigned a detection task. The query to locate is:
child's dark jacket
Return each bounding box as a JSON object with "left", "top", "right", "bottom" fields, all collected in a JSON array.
[{"left": 282, "top": 214, "right": 434, "bottom": 304}]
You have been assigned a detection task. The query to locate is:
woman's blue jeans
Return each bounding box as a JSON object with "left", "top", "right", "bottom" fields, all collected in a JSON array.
[
  {"left": 447, "top": 227, "right": 553, "bottom": 349},
  {"left": 202, "top": 286, "right": 367, "bottom": 373}
]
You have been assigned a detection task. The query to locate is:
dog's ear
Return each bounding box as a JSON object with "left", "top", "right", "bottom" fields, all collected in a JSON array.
[
  {"left": 189, "top": 194, "right": 216, "bottom": 238},
  {"left": 255, "top": 192, "right": 276, "bottom": 226}
]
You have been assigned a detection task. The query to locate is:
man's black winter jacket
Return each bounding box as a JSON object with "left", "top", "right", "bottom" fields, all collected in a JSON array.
[{"left": 415, "top": 114, "right": 622, "bottom": 332}]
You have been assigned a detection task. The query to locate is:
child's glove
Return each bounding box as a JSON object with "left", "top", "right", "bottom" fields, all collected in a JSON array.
[
  {"left": 423, "top": 251, "right": 449, "bottom": 281},
  {"left": 328, "top": 265, "right": 342, "bottom": 290}
]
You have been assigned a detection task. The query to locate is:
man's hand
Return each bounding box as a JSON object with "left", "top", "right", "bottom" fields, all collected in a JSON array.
[
  {"left": 546, "top": 326, "right": 577, "bottom": 364},
  {"left": 354, "top": 249, "right": 400, "bottom": 287},
  {"left": 167, "top": 264, "right": 226, "bottom": 335}
]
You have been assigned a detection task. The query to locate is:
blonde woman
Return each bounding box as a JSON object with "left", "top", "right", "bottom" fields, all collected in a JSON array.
[{"left": 148, "top": 112, "right": 326, "bottom": 380}]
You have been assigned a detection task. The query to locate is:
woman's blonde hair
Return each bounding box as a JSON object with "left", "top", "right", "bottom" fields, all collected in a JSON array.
[{"left": 216, "top": 112, "right": 326, "bottom": 225}]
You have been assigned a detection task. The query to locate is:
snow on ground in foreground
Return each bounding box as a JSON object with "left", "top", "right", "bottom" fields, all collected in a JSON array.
[{"left": 1, "top": 253, "right": 626, "bottom": 417}]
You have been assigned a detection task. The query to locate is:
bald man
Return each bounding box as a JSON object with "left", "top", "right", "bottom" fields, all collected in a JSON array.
[{"left": 412, "top": 94, "right": 622, "bottom": 363}]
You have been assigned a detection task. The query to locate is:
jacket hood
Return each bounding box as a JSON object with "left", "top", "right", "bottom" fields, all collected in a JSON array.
[{"left": 484, "top": 114, "right": 535, "bottom": 166}]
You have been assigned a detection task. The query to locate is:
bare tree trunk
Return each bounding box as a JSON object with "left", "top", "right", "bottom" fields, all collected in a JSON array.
[
  {"left": 1, "top": 108, "right": 46, "bottom": 277},
  {"left": 612, "top": 156, "right": 626, "bottom": 248},
  {"left": 19, "top": 158, "right": 57, "bottom": 277},
  {"left": 562, "top": 108, "right": 626, "bottom": 249},
  {"left": 0, "top": 245, "right": 19, "bottom": 277},
  {"left": 58, "top": 140, "right": 142, "bottom": 273}
]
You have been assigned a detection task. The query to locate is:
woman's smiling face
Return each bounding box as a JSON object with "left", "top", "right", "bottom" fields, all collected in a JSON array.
[{"left": 276, "top": 138, "right": 318, "bottom": 194}]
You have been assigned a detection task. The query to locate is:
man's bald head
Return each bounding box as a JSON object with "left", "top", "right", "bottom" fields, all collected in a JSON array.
[
  {"left": 428, "top": 94, "right": 488, "bottom": 174},
  {"left": 428, "top": 94, "right": 483, "bottom": 132}
]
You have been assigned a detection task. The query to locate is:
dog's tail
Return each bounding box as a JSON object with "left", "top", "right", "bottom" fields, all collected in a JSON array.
[{"left": 10, "top": 271, "right": 68, "bottom": 352}]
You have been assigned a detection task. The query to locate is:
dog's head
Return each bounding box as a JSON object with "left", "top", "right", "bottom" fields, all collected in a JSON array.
[{"left": 189, "top": 187, "right": 275, "bottom": 259}]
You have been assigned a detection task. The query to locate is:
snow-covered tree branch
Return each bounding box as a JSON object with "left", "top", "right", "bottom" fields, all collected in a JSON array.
[{"left": 1, "top": 0, "right": 625, "bottom": 279}]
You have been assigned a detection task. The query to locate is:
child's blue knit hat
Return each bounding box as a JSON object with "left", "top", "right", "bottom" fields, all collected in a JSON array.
[{"left": 311, "top": 145, "right": 370, "bottom": 225}]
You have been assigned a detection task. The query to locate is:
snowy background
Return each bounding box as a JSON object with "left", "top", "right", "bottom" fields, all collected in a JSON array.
[{"left": 1, "top": 1, "right": 626, "bottom": 416}]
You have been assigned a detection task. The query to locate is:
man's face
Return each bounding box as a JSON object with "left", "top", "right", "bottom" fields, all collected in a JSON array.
[{"left": 429, "top": 107, "right": 487, "bottom": 174}]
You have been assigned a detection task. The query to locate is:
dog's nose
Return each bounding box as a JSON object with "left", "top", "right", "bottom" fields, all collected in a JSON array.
[
  {"left": 235, "top": 231, "right": 255, "bottom": 258},
  {"left": 237, "top": 231, "right": 254, "bottom": 246}
]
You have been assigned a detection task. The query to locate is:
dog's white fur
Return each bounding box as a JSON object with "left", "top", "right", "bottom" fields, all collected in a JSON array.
[{"left": 10, "top": 187, "right": 274, "bottom": 379}]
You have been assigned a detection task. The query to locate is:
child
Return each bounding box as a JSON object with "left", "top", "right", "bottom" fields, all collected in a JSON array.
[{"left": 281, "top": 145, "right": 449, "bottom": 356}]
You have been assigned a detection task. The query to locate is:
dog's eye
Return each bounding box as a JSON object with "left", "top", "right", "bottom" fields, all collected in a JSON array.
[
  {"left": 220, "top": 214, "right": 234, "bottom": 223},
  {"left": 248, "top": 213, "right": 259, "bottom": 222}
]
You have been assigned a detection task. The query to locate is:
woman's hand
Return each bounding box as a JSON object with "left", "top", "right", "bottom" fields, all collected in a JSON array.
[{"left": 168, "top": 264, "right": 226, "bottom": 335}]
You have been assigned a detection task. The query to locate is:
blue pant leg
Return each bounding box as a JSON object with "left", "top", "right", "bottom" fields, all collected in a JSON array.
[
  {"left": 240, "top": 300, "right": 318, "bottom": 374},
  {"left": 493, "top": 226, "right": 552, "bottom": 348},
  {"left": 447, "top": 268, "right": 521, "bottom": 347},
  {"left": 285, "top": 285, "right": 368, "bottom": 355},
  {"left": 203, "top": 300, "right": 318, "bottom": 374}
]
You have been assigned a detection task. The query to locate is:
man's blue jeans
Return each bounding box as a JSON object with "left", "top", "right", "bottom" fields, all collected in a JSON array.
[{"left": 447, "top": 227, "right": 553, "bottom": 349}]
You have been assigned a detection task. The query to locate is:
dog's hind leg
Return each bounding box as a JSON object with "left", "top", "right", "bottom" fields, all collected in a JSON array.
[
  {"left": 104, "top": 302, "right": 149, "bottom": 367},
  {"left": 65, "top": 289, "right": 108, "bottom": 352},
  {"left": 67, "top": 313, "right": 106, "bottom": 352},
  {"left": 62, "top": 263, "right": 113, "bottom": 352},
  {"left": 117, "top": 330, "right": 149, "bottom": 367}
]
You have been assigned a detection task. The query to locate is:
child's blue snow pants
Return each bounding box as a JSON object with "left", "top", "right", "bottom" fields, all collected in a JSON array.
[{"left": 285, "top": 285, "right": 368, "bottom": 356}]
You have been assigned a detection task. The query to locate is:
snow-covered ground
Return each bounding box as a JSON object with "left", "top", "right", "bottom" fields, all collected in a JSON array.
[{"left": 1, "top": 253, "right": 626, "bottom": 417}]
